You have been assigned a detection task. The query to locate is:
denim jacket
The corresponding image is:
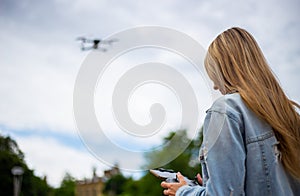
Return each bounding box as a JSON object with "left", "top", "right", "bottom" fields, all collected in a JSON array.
[{"left": 176, "top": 93, "right": 300, "bottom": 196}]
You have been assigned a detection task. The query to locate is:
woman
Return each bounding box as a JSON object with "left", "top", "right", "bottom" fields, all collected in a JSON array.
[{"left": 161, "top": 27, "right": 300, "bottom": 195}]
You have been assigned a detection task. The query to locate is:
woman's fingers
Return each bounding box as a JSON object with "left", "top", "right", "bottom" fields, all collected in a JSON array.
[
  {"left": 161, "top": 181, "right": 169, "bottom": 188},
  {"left": 176, "top": 172, "right": 185, "bottom": 183},
  {"left": 161, "top": 172, "right": 188, "bottom": 195},
  {"left": 196, "top": 173, "right": 203, "bottom": 185}
]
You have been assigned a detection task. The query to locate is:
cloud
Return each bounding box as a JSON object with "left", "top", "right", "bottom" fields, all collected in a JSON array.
[
  {"left": 0, "top": 30, "right": 83, "bottom": 133},
  {"left": 9, "top": 134, "right": 106, "bottom": 187},
  {"left": 9, "top": 133, "right": 142, "bottom": 188},
  {"left": 0, "top": 0, "right": 299, "bottom": 187}
]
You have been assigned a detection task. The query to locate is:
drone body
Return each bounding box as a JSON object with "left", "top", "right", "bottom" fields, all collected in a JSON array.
[{"left": 76, "top": 37, "right": 118, "bottom": 51}]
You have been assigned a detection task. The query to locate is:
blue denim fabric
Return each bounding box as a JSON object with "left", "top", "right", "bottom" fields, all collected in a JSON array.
[{"left": 176, "top": 93, "right": 300, "bottom": 196}]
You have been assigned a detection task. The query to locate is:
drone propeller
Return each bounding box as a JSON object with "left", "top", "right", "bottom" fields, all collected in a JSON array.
[
  {"left": 103, "top": 38, "right": 119, "bottom": 45},
  {"left": 76, "top": 36, "right": 118, "bottom": 51}
]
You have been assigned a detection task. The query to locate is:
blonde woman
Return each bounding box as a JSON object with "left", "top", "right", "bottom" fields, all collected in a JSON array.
[{"left": 161, "top": 27, "right": 300, "bottom": 195}]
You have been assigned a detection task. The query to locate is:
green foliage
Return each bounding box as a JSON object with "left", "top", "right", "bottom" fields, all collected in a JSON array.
[
  {"left": 119, "top": 173, "right": 163, "bottom": 196},
  {"left": 0, "top": 135, "right": 24, "bottom": 160},
  {"left": 103, "top": 173, "right": 128, "bottom": 196},
  {"left": 0, "top": 128, "right": 203, "bottom": 196},
  {"left": 114, "top": 129, "right": 203, "bottom": 196},
  {"left": 0, "top": 134, "right": 52, "bottom": 195},
  {"left": 145, "top": 129, "right": 203, "bottom": 178},
  {"left": 119, "top": 177, "right": 136, "bottom": 196},
  {"left": 53, "top": 173, "right": 76, "bottom": 196}
]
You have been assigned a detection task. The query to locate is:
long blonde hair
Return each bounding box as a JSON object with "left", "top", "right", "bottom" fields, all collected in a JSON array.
[{"left": 205, "top": 27, "right": 300, "bottom": 179}]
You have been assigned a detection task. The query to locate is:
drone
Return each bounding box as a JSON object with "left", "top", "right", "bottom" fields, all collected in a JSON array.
[{"left": 76, "top": 37, "right": 118, "bottom": 51}]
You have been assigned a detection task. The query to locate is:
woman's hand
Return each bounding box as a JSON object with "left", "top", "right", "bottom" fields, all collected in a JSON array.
[
  {"left": 161, "top": 172, "right": 188, "bottom": 196},
  {"left": 196, "top": 173, "right": 203, "bottom": 185}
]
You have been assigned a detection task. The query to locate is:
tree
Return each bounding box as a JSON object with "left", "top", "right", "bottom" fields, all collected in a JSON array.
[
  {"left": 144, "top": 129, "right": 203, "bottom": 178},
  {"left": 121, "top": 173, "right": 163, "bottom": 196},
  {"left": 0, "top": 134, "right": 52, "bottom": 195},
  {"left": 120, "top": 129, "right": 203, "bottom": 196},
  {"left": 103, "top": 173, "right": 127, "bottom": 196},
  {"left": 53, "top": 172, "right": 76, "bottom": 196}
]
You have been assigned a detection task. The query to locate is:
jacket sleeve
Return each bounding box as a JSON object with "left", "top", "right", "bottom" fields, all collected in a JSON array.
[{"left": 176, "top": 108, "right": 246, "bottom": 196}]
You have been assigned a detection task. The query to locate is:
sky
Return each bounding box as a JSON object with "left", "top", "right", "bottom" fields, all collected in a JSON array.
[{"left": 0, "top": 0, "right": 299, "bottom": 187}]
